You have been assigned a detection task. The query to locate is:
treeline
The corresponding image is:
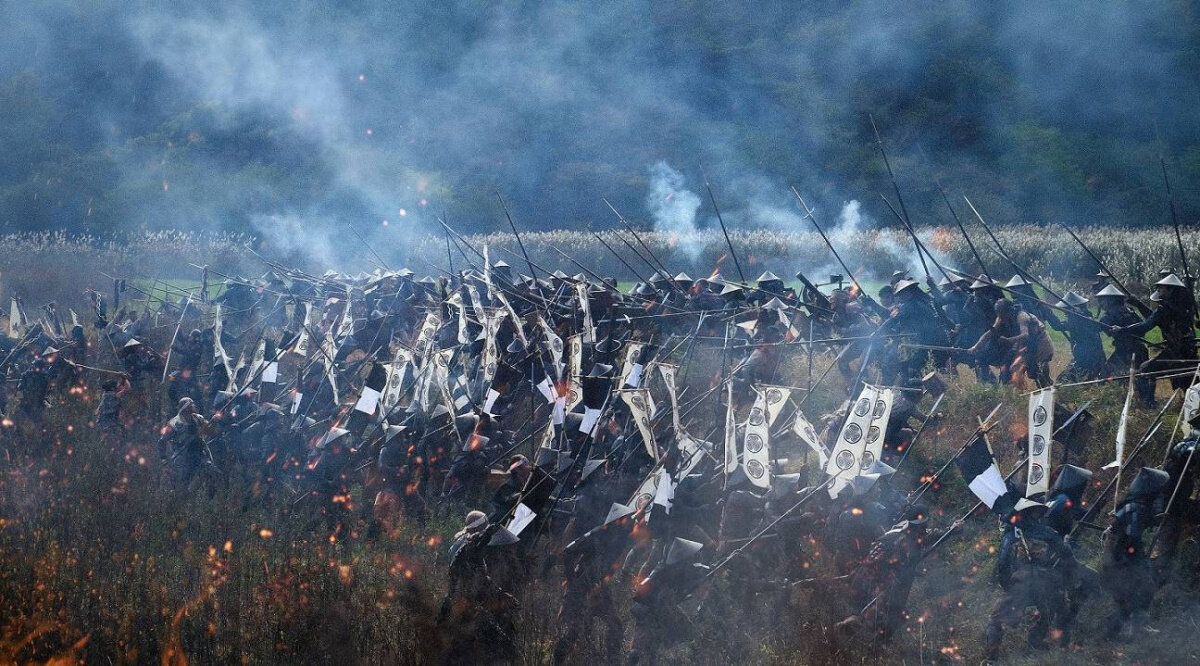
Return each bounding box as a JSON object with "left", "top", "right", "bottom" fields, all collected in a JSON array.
[{"left": 0, "top": 1, "right": 1198, "bottom": 236}]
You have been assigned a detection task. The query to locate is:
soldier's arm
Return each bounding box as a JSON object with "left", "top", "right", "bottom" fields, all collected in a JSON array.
[{"left": 1116, "top": 306, "right": 1161, "bottom": 336}]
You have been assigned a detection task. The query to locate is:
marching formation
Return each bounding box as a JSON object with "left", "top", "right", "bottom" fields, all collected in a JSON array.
[{"left": 4, "top": 223, "right": 1200, "bottom": 664}]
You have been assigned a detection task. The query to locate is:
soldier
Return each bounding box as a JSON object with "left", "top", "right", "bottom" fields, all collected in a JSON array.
[
  {"left": 93, "top": 375, "right": 131, "bottom": 436},
  {"left": 967, "top": 299, "right": 1053, "bottom": 387},
  {"left": 1113, "top": 273, "right": 1197, "bottom": 407},
  {"left": 437, "top": 510, "right": 519, "bottom": 665},
  {"left": 1155, "top": 411, "right": 1200, "bottom": 583},
  {"left": 1102, "top": 467, "right": 1169, "bottom": 639},
  {"left": 1096, "top": 285, "right": 1150, "bottom": 396},
  {"left": 157, "top": 397, "right": 220, "bottom": 494},
  {"left": 958, "top": 275, "right": 1004, "bottom": 382},
  {"left": 551, "top": 502, "right": 635, "bottom": 665},
  {"left": 15, "top": 357, "right": 51, "bottom": 425},
  {"left": 836, "top": 504, "right": 959, "bottom": 639},
  {"left": 1004, "top": 275, "right": 1054, "bottom": 321},
  {"left": 984, "top": 505, "right": 1076, "bottom": 661},
  {"left": 1044, "top": 292, "right": 1106, "bottom": 381},
  {"left": 629, "top": 537, "right": 707, "bottom": 665},
  {"left": 828, "top": 288, "right": 878, "bottom": 378},
  {"left": 878, "top": 280, "right": 949, "bottom": 385},
  {"left": 491, "top": 454, "right": 556, "bottom": 533},
  {"left": 1043, "top": 464, "right": 1098, "bottom": 646}
]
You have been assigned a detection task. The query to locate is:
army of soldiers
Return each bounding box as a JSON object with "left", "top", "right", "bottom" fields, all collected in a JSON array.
[{"left": 3, "top": 247, "right": 1200, "bottom": 665}]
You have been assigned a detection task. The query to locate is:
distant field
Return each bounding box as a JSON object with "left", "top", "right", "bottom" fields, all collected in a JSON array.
[{"left": 0, "top": 226, "right": 1197, "bottom": 308}]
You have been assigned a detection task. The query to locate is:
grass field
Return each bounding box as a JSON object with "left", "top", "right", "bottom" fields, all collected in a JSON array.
[
  {"left": 1, "top": 314, "right": 1199, "bottom": 665},
  {"left": 2, "top": 229, "right": 1200, "bottom": 664}
]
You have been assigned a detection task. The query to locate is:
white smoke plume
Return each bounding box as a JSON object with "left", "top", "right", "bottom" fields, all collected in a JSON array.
[{"left": 646, "top": 161, "right": 704, "bottom": 262}]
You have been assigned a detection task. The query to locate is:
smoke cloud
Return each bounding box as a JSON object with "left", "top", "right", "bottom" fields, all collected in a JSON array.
[
  {"left": 645, "top": 162, "right": 703, "bottom": 262},
  {"left": 0, "top": 1, "right": 1197, "bottom": 269}
]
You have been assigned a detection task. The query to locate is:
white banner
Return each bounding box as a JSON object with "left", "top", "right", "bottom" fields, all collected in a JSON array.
[
  {"left": 657, "top": 364, "right": 681, "bottom": 434},
  {"left": 826, "top": 385, "right": 882, "bottom": 497},
  {"left": 539, "top": 316, "right": 564, "bottom": 379},
  {"left": 760, "top": 385, "right": 793, "bottom": 427},
  {"left": 620, "top": 343, "right": 645, "bottom": 389},
  {"left": 335, "top": 293, "right": 355, "bottom": 342},
  {"left": 212, "top": 304, "right": 233, "bottom": 381},
  {"left": 792, "top": 409, "right": 829, "bottom": 469},
  {"left": 293, "top": 303, "right": 312, "bottom": 357},
  {"left": 862, "top": 386, "right": 895, "bottom": 470},
  {"left": 566, "top": 334, "right": 583, "bottom": 412},
  {"left": 576, "top": 283, "right": 595, "bottom": 343},
  {"left": 742, "top": 387, "right": 773, "bottom": 489},
  {"left": 482, "top": 309, "right": 507, "bottom": 385},
  {"left": 412, "top": 312, "right": 441, "bottom": 363},
  {"left": 1027, "top": 387, "right": 1055, "bottom": 496},
  {"left": 724, "top": 381, "right": 738, "bottom": 476},
  {"left": 621, "top": 389, "right": 657, "bottom": 461}
]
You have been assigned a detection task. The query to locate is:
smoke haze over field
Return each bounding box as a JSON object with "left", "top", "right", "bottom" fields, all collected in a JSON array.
[{"left": 0, "top": 1, "right": 1198, "bottom": 265}]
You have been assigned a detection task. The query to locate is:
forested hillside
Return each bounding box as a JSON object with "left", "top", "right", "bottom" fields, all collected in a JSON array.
[{"left": 1, "top": 1, "right": 1198, "bottom": 253}]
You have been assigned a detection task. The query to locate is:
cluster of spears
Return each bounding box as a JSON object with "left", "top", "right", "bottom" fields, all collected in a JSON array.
[{"left": 4, "top": 177, "right": 1200, "bottom": 664}]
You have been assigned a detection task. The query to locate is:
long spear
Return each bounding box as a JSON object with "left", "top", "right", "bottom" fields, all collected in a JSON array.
[
  {"left": 961, "top": 197, "right": 1057, "bottom": 293},
  {"left": 592, "top": 232, "right": 651, "bottom": 286},
  {"left": 161, "top": 290, "right": 195, "bottom": 382},
  {"left": 1055, "top": 222, "right": 1150, "bottom": 312},
  {"left": 346, "top": 222, "right": 391, "bottom": 271},
  {"left": 603, "top": 199, "right": 675, "bottom": 279},
  {"left": 789, "top": 186, "right": 866, "bottom": 296},
  {"left": 1161, "top": 157, "right": 1193, "bottom": 283},
  {"left": 549, "top": 247, "right": 607, "bottom": 285},
  {"left": 437, "top": 218, "right": 487, "bottom": 263},
  {"left": 937, "top": 184, "right": 987, "bottom": 275},
  {"left": 880, "top": 194, "right": 956, "bottom": 286},
  {"left": 870, "top": 114, "right": 927, "bottom": 277},
  {"left": 703, "top": 176, "right": 746, "bottom": 283},
  {"left": 495, "top": 192, "right": 540, "bottom": 282}
]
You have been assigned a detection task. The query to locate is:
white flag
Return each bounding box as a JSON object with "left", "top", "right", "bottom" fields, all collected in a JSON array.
[
  {"left": 724, "top": 381, "right": 739, "bottom": 476},
  {"left": 212, "top": 304, "right": 233, "bottom": 379},
  {"left": 8, "top": 298, "right": 22, "bottom": 337},
  {"left": 677, "top": 433, "right": 707, "bottom": 478},
  {"left": 293, "top": 303, "right": 312, "bottom": 357},
  {"left": 319, "top": 331, "right": 339, "bottom": 404},
  {"left": 482, "top": 309, "right": 507, "bottom": 385},
  {"left": 335, "top": 294, "right": 355, "bottom": 342},
  {"left": 381, "top": 347, "right": 412, "bottom": 410},
  {"left": 576, "top": 283, "right": 595, "bottom": 343},
  {"left": 862, "top": 386, "right": 895, "bottom": 470},
  {"left": 657, "top": 364, "right": 681, "bottom": 434},
  {"left": 412, "top": 313, "right": 442, "bottom": 363},
  {"left": 1026, "top": 387, "right": 1054, "bottom": 496},
  {"left": 248, "top": 339, "right": 266, "bottom": 382},
  {"left": 539, "top": 316, "right": 564, "bottom": 379},
  {"left": 629, "top": 470, "right": 660, "bottom": 515},
  {"left": 742, "top": 387, "right": 773, "bottom": 489},
  {"left": 760, "top": 385, "right": 793, "bottom": 427},
  {"left": 825, "top": 385, "right": 882, "bottom": 498},
  {"left": 621, "top": 389, "right": 657, "bottom": 460},
  {"left": 792, "top": 409, "right": 829, "bottom": 469},
  {"left": 566, "top": 335, "right": 583, "bottom": 412},
  {"left": 621, "top": 343, "right": 645, "bottom": 389},
  {"left": 1105, "top": 380, "right": 1135, "bottom": 472}
]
